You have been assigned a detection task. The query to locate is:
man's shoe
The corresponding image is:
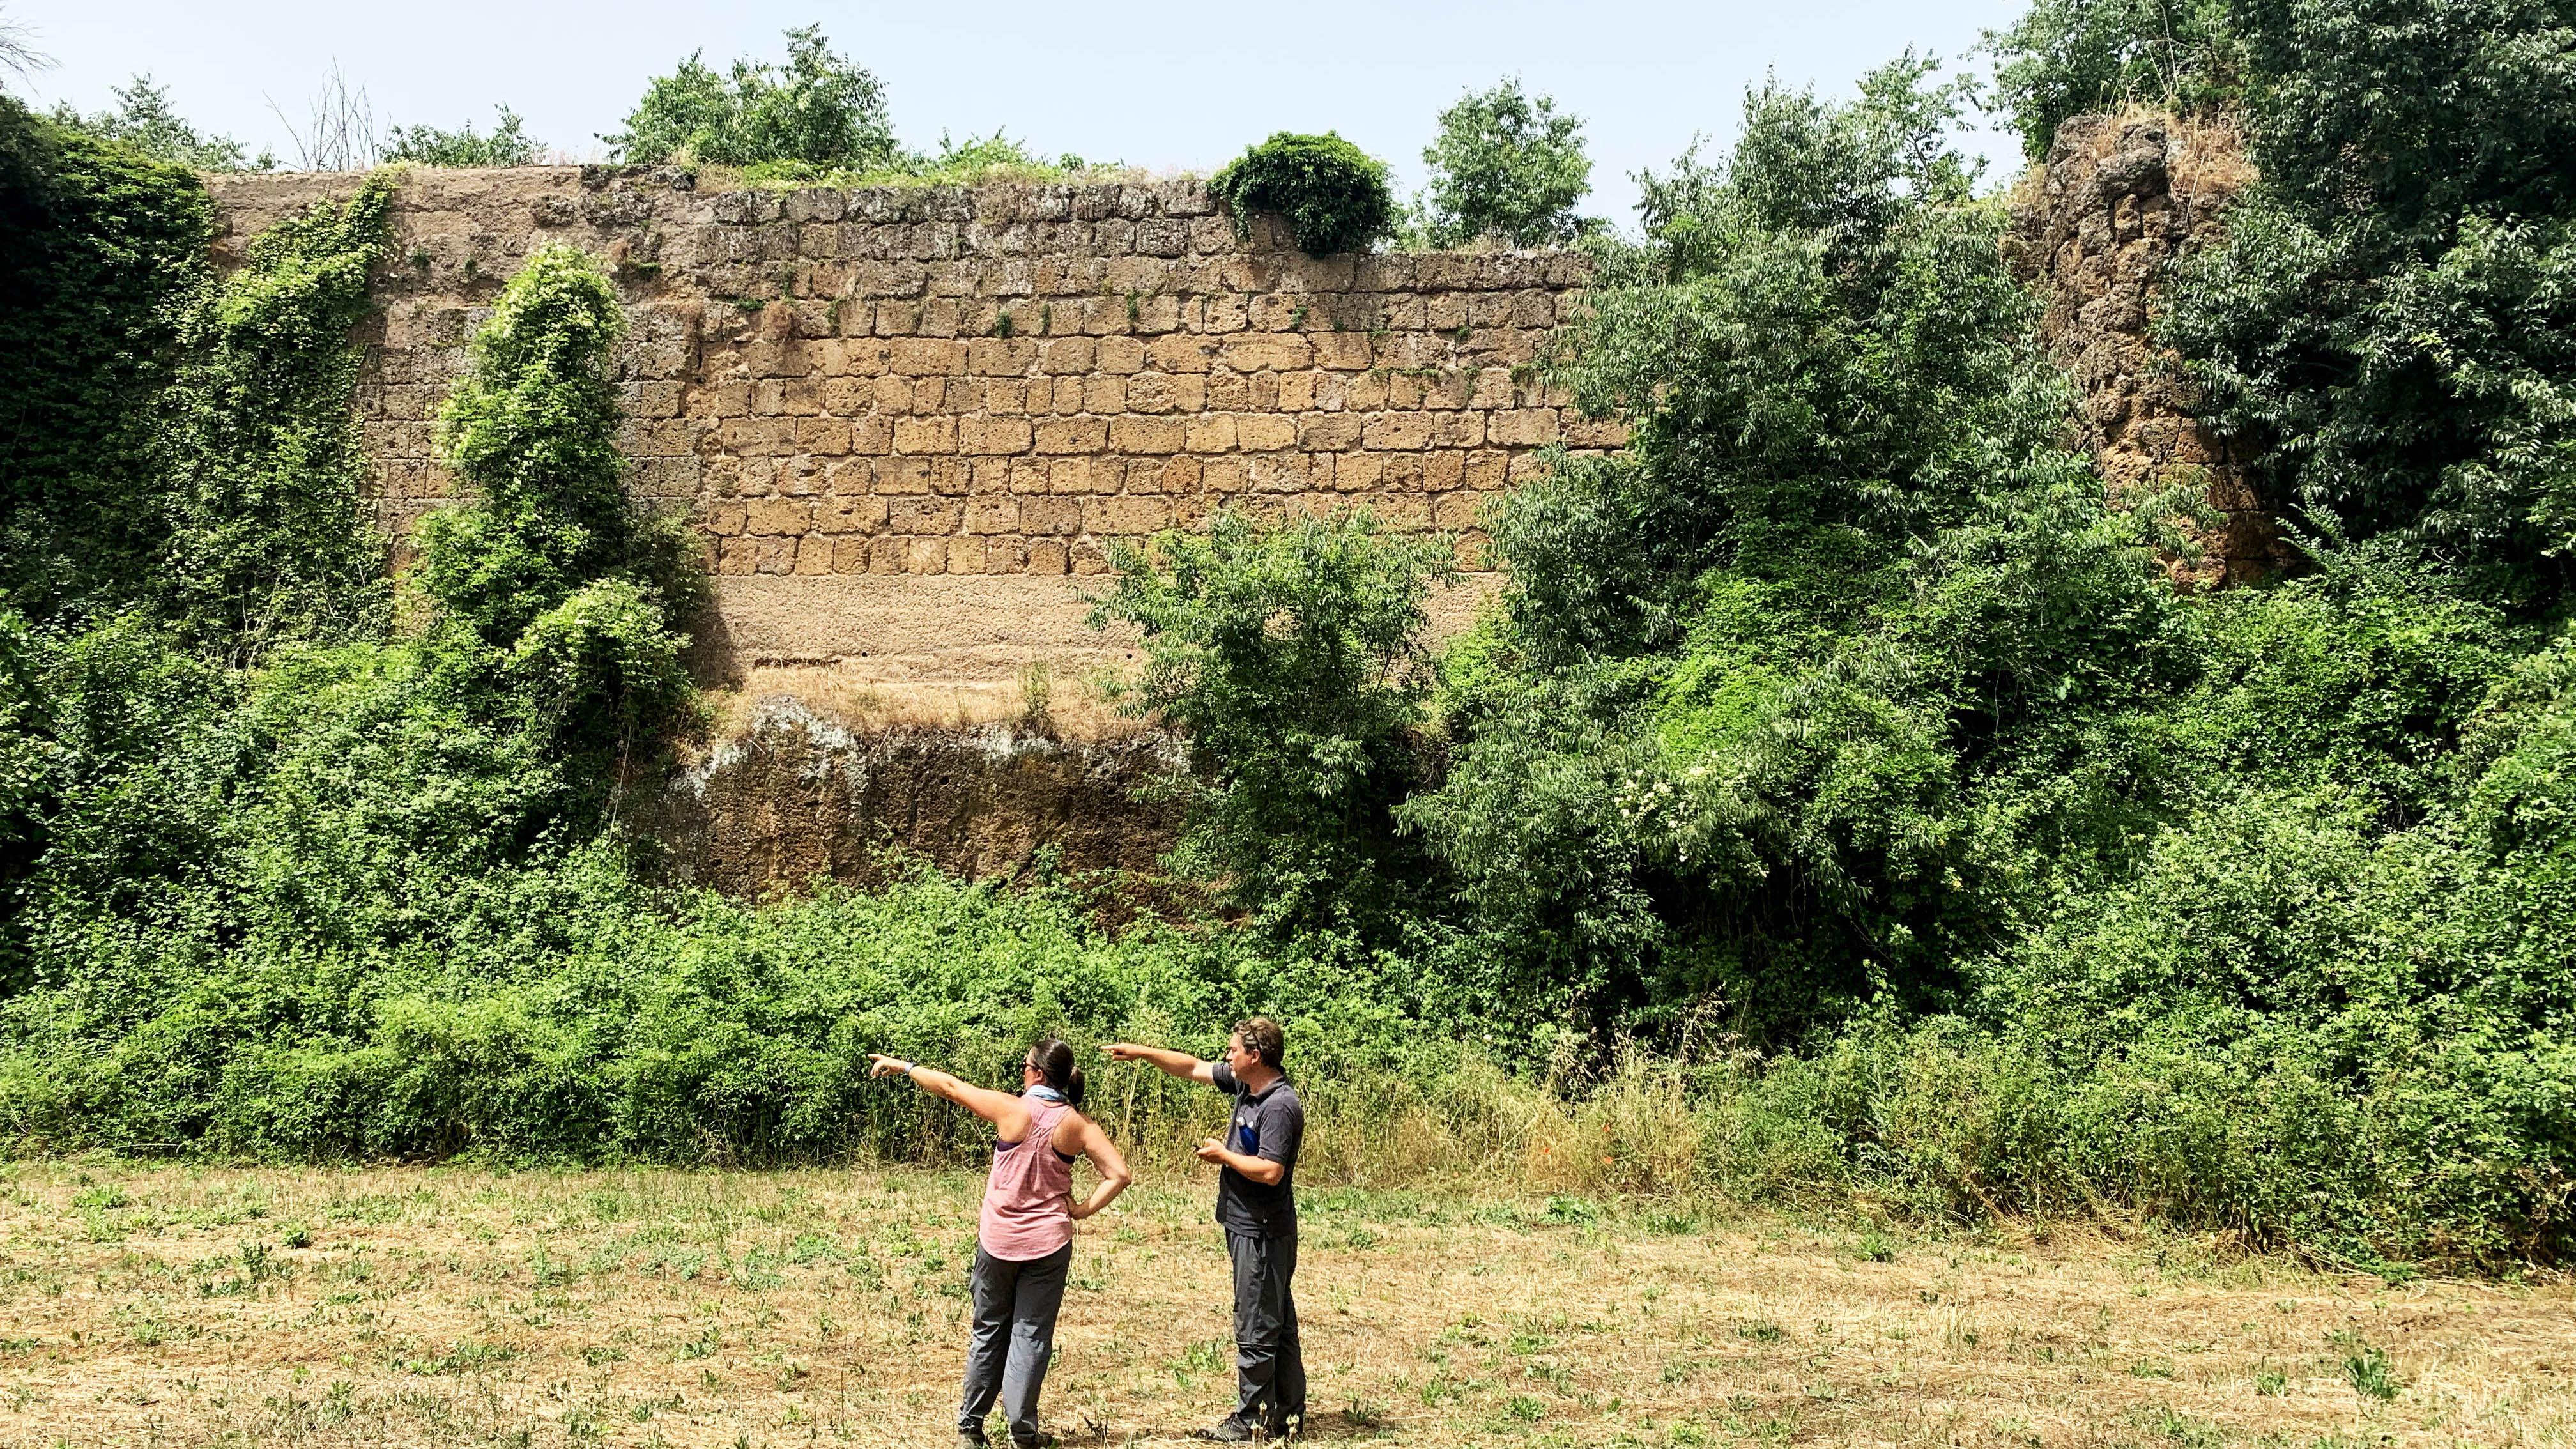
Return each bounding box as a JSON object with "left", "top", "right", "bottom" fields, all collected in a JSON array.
[
  {"left": 1262, "top": 1414, "right": 1303, "bottom": 1440},
  {"left": 1010, "top": 1437, "right": 1059, "bottom": 1449},
  {"left": 1190, "top": 1419, "right": 1258, "bottom": 1443},
  {"left": 957, "top": 1434, "right": 988, "bottom": 1449}
]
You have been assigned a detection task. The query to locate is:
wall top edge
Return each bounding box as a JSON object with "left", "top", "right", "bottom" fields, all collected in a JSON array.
[{"left": 197, "top": 166, "right": 1585, "bottom": 257}]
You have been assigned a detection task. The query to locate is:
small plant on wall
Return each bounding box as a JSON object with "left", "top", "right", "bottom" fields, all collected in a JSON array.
[{"left": 1208, "top": 132, "right": 1395, "bottom": 257}]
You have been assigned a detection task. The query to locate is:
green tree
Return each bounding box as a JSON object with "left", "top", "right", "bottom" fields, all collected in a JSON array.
[
  {"left": 1415, "top": 78, "right": 1593, "bottom": 247},
  {"left": 605, "top": 26, "right": 893, "bottom": 169},
  {"left": 385, "top": 105, "right": 540, "bottom": 167},
  {"left": 1411, "top": 57, "right": 2188, "bottom": 1039},
  {"left": 1090, "top": 508, "right": 1456, "bottom": 934},
  {"left": 1984, "top": 0, "right": 2241, "bottom": 158},
  {"left": 52, "top": 75, "right": 272, "bottom": 172},
  {"left": 2162, "top": 0, "right": 2576, "bottom": 612}
]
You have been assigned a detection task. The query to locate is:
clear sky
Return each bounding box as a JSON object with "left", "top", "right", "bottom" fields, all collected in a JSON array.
[{"left": 10, "top": 0, "right": 2030, "bottom": 220}]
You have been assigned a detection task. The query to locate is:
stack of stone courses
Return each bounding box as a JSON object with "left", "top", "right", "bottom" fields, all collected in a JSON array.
[{"left": 208, "top": 168, "right": 1608, "bottom": 579}]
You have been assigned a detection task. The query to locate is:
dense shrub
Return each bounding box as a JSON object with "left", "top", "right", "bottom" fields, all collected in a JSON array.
[
  {"left": 2163, "top": 0, "right": 2576, "bottom": 613},
  {"left": 606, "top": 26, "right": 894, "bottom": 170},
  {"left": 0, "top": 98, "right": 210, "bottom": 621},
  {"left": 385, "top": 106, "right": 540, "bottom": 167},
  {"left": 1413, "top": 79, "right": 1593, "bottom": 248},
  {"left": 1209, "top": 132, "right": 1396, "bottom": 257},
  {"left": 1090, "top": 509, "right": 1456, "bottom": 937}
]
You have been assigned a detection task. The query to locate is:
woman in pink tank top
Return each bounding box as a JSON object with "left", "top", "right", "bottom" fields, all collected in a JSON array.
[{"left": 870, "top": 1039, "right": 1132, "bottom": 1449}]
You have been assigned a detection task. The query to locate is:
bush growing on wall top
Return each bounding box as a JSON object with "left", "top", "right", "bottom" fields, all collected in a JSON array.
[
  {"left": 385, "top": 106, "right": 540, "bottom": 168},
  {"left": 606, "top": 26, "right": 894, "bottom": 170},
  {"left": 1209, "top": 132, "right": 1396, "bottom": 257}
]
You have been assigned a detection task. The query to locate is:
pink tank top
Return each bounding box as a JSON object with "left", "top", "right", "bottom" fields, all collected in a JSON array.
[{"left": 979, "top": 1095, "right": 1076, "bottom": 1260}]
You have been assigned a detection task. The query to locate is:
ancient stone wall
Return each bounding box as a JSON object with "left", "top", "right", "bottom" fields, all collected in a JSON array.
[
  {"left": 2007, "top": 113, "right": 2292, "bottom": 585},
  {"left": 206, "top": 167, "right": 1600, "bottom": 723}
]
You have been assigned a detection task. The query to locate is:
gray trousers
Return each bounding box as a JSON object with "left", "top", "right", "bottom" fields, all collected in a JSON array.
[
  {"left": 1227, "top": 1227, "right": 1305, "bottom": 1430},
  {"left": 960, "top": 1241, "right": 1071, "bottom": 1444}
]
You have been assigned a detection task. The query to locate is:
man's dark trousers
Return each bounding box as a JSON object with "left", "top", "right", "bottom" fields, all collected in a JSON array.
[{"left": 1226, "top": 1227, "right": 1305, "bottom": 1431}]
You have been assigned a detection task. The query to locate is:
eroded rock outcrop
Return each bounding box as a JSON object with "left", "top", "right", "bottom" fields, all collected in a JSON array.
[
  {"left": 2008, "top": 113, "right": 2291, "bottom": 585},
  {"left": 647, "top": 698, "right": 1183, "bottom": 897}
]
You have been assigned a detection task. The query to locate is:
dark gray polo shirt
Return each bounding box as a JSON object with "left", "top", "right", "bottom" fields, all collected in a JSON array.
[{"left": 1209, "top": 1061, "right": 1302, "bottom": 1234}]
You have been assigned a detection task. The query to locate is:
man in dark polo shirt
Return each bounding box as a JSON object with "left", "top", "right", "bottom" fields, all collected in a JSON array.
[{"left": 1105, "top": 1018, "right": 1305, "bottom": 1441}]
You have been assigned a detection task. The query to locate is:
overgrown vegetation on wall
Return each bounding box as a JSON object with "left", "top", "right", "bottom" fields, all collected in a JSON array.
[
  {"left": 1, "top": 0, "right": 2572, "bottom": 1272},
  {"left": 1209, "top": 132, "right": 1397, "bottom": 258}
]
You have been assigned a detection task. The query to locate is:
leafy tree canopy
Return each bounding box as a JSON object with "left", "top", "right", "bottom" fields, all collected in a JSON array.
[
  {"left": 606, "top": 26, "right": 894, "bottom": 169},
  {"left": 50, "top": 75, "right": 272, "bottom": 172},
  {"left": 1414, "top": 78, "right": 1594, "bottom": 248}
]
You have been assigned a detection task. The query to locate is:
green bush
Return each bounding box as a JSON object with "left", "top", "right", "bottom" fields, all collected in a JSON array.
[
  {"left": 1208, "top": 132, "right": 1396, "bottom": 257},
  {"left": 1414, "top": 79, "right": 1593, "bottom": 247},
  {"left": 606, "top": 26, "right": 894, "bottom": 170},
  {"left": 1089, "top": 508, "right": 1456, "bottom": 937},
  {"left": 385, "top": 107, "right": 540, "bottom": 168},
  {"left": 0, "top": 98, "right": 211, "bottom": 622},
  {"left": 1984, "top": 0, "right": 2241, "bottom": 158}
]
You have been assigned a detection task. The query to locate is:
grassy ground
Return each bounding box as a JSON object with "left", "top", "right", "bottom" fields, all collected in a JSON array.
[{"left": 0, "top": 1163, "right": 2568, "bottom": 1448}]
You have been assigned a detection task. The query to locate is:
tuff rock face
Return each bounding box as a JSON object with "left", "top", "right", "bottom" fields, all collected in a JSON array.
[{"left": 2007, "top": 113, "right": 2292, "bottom": 586}]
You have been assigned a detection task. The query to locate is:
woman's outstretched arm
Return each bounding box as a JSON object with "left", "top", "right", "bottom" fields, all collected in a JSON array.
[
  {"left": 1061, "top": 1113, "right": 1133, "bottom": 1220},
  {"left": 868, "top": 1054, "right": 1032, "bottom": 1142}
]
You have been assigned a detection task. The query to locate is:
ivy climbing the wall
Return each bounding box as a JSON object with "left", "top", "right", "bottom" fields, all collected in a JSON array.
[
  {"left": 0, "top": 96, "right": 210, "bottom": 623},
  {"left": 160, "top": 172, "right": 395, "bottom": 659}
]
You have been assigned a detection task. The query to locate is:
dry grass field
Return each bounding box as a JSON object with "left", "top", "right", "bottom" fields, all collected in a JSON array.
[{"left": 0, "top": 1162, "right": 2569, "bottom": 1448}]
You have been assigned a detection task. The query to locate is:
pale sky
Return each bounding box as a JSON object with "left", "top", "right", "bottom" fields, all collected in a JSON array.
[{"left": 10, "top": 0, "right": 2029, "bottom": 221}]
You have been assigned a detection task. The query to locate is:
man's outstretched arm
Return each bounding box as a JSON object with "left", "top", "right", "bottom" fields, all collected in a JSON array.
[{"left": 1102, "top": 1042, "right": 1215, "bottom": 1084}]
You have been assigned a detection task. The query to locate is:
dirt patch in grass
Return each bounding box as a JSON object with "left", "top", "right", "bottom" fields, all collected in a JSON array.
[{"left": 0, "top": 1163, "right": 2568, "bottom": 1446}]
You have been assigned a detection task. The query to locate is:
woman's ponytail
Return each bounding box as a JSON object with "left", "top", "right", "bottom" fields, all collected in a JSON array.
[{"left": 1032, "top": 1038, "right": 1086, "bottom": 1110}]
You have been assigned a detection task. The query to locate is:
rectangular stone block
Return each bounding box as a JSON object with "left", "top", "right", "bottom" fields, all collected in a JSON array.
[
  {"left": 1021, "top": 496, "right": 1081, "bottom": 535},
  {"left": 1231, "top": 413, "right": 1295, "bottom": 452},
  {"left": 1298, "top": 414, "right": 1363, "bottom": 451},
  {"left": 893, "top": 415, "right": 958, "bottom": 454},
  {"left": 873, "top": 457, "right": 935, "bottom": 494},
  {"left": 1487, "top": 409, "right": 1563, "bottom": 447},
  {"left": 744, "top": 498, "right": 815, "bottom": 535},
  {"left": 1038, "top": 337, "right": 1096, "bottom": 374},
  {"left": 889, "top": 497, "right": 965, "bottom": 534},
  {"left": 1362, "top": 413, "right": 1435, "bottom": 450},
  {"left": 1220, "top": 334, "right": 1312, "bottom": 373},
  {"left": 1035, "top": 417, "right": 1108, "bottom": 454},
  {"left": 890, "top": 338, "right": 967, "bottom": 376},
  {"left": 1085, "top": 496, "right": 1174, "bottom": 534},
  {"left": 1186, "top": 414, "right": 1238, "bottom": 453},
  {"left": 1109, "top": 416, "right": 1186, "bottom": 454},
  {"left": 815, "top": 496, "right": 887, "bottom": 534},
  {"left": 960, "top": 416, "right": 1034, "bottom": 454},
  {"left": 1123, "top": 372, "right": 1207, "bottom": 414}
]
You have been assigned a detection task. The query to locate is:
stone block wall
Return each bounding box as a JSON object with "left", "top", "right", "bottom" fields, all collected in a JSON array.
[{"left": 205, "top": 167, "right": 1602, "bottom": 722}]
